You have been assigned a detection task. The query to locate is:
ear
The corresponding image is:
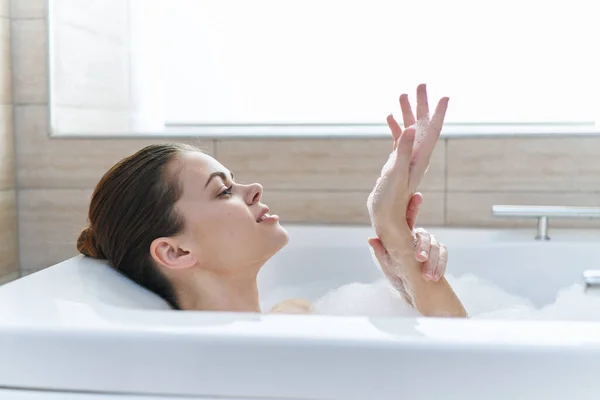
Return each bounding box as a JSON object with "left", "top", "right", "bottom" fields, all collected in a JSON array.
[{"left": 149, "top": 237, "right": 197, "bottom": 271}]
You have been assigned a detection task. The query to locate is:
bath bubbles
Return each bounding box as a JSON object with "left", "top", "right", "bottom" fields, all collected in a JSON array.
[
  {"left": 312, "top": 279, "right": 420, "bottom": 317},
  {"left": 312, "top": 274, "right": 600, "bottom": 321},
  {"left": 474, "top": 283, "right": 600, "bottom": 321}
]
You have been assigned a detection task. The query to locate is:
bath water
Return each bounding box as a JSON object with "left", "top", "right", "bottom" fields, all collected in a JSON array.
[{"left": 308, "top": 274, "right": 600, "bottom": 321}]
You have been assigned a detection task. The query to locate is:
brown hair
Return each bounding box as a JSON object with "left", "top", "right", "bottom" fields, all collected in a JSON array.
[{"left": 77, "top": 143, "right": 200, "bottom": 309}]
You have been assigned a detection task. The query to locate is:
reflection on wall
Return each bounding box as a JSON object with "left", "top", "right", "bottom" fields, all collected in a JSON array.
[
  {"left": 0, "top": 4, "right": 17, "bottom": 284},
  {"left": 9, "top": 0, "right": 600, "bottom": 278},
  {"left": 49, "top": 0, "right": 133, "bottom": 135}
]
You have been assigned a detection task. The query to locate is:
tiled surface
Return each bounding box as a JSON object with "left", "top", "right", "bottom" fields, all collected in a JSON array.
[
  {"left": 52, "top": 106, "right": 134, "bottom": 135},
  {"left": 11, "top": 19, "right": 47, "bottom": 103},
  {"left": 446, "top": 191, "right": 600, "bottom": 228},
  {"left": 15, "top": 106, "right": 215, "bottom": 188},
  {"left": 0, "top": 0, "right": 9, "bottom": 17},
  {"left": 0, "top": 105, "right": 13, "bottom": 189},
  {"left": 53, "top": 0, "right": 126, "bottom": 39},
  {"left": 10, "top": 0, "right": 46, "bottom": 19},
  {"left": 0, "top": 190, "right": 18, "bottom": 277},
  {"left": 216, "top": 139, "right": 445, "bottom": 191},
  {"left": 0, "top": 16, "right": 10, "bottom": 104},
  {"left": 0, "top": 5, "right": 14, "bottom": 277},
  {"left": 18, "top": 188, "right": 90, "bottom": 271},
  {"left": 18, "top": 188, "right": 445, "bottom": 274},
  {"left": 0, "top": 271, "right": 19, "bottom": 285},
  {"left": 262, "top": 190, "right": 444, "bottom": 226},
  {"left": 447, "top": 138, "right": 600, "bottom": 192},
  {"left": 52, "top": 17, "right": 129, "bottom": 108},
  {"left": 8, "top": 0, "right": 600, "bottom": 273}
]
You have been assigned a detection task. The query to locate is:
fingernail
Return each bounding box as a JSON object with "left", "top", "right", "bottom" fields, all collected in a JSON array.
[
  {"left": 420, "top": 250, "right": 428, "bottom": 259},
  {"left": 425, "top": 273, "right": 434, "bottom": 281}
]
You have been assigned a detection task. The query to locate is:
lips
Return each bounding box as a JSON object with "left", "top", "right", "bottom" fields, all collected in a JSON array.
[{"left": 256, "top": 207, "right": 270, "bottom": 223}]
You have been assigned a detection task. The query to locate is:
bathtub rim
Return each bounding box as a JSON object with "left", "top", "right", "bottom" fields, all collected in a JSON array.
[
  {"left": 5, "top": 246, "right": 600, "bottom": 399},
  {"left": 4, "top": 223, "right": 600, "bottom": 347},
  {"left": 3, "top": 317, "right": 600, "bottom": 400}
]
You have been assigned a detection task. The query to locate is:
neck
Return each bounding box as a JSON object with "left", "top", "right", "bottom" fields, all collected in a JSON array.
[{"left": 175, "top": 268, "right": 261, "bottom": 313}]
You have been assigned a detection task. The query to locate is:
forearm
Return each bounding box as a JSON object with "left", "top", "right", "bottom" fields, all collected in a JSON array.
[
  {"left": 383, "top": 233, "right": 468, "bottom": 318},
  {"left": 401, "top": 267, "right": 467, "bottom": 318}
]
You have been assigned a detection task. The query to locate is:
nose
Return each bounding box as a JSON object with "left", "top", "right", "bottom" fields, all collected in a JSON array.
[{"left": 244, "top": 182, "right": 263, "bottom": 205}]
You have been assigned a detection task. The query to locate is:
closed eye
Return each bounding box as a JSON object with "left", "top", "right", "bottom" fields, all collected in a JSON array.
[
  {"left": 205, "top": 171, "right": 235, "bottom": 188},
  {"left": 218, "top": 185, "right": 233, "bottom": 198}
]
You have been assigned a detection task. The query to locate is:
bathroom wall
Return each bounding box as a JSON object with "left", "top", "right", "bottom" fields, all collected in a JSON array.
[
  {"left": 0, "top": 0, "right": 18, "bottom": 285},
  {"left": 10, "top": 0, "right": 600, "bottom": 275},
  {"left": 49, "top": 0, "right": 134, "bottom": 135}
]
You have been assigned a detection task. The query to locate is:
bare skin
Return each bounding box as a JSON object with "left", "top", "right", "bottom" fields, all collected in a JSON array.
[
  {"left": 269, "top": 221, "right": 447, "bottom": 315},
  {"left": 271, "top": 84, "right": 466, "bottom": 317},
  {"left": 149, "top": 84, "right": 466, "bottom": 317},
  {"left": 368, "top": 84, "right": 466, "bottom": 318}
]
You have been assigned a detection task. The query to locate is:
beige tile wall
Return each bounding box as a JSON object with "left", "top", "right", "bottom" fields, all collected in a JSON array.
[
  {"left": 10, "top": 0, "right": 600, "bottom": 275},
  {"left": 0, "top": 5, "right": 17, "bottom": 284},
  {"left": 446, "top": 138, "right": 600, "bottom": 227},
  {"left": 50, "top": 0, "right": 134, "bottom": 135}
]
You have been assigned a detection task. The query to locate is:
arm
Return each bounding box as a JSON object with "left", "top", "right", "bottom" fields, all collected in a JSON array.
[
  {"left": 270, "top": 298, "right": 313, "bottom": 314},
  {"left": 367, "top": 84, "right": 466, "bottom": 317},
  {"left": 370, "top": 233, "right": 467, "bottom": 318}
]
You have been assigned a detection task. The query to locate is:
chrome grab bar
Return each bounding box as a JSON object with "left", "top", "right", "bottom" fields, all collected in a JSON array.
[
  {"left": 583, "top": 270, "right": 600, "bottom": 296},
  {"left": 492, "top": 205, "right": 600, "bottom": 219},
  {"left": 491, "top": 205, "right": 600, "bottom": 240}
]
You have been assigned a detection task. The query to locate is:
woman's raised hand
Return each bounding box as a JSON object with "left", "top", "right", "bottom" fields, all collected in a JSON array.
[
  {"left": 369, "top": 227, "right": 448, "bottom": 286},
  {"left": 369, "top": 191, "right": 448, "bottom": 284},
  {"left": 367, "top": 84, "right": 448, "bottom": 242}
]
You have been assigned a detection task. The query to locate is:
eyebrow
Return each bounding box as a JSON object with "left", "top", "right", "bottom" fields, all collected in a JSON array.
[{"left": 204, "top": 171, "right": 235, "bottom": 188}]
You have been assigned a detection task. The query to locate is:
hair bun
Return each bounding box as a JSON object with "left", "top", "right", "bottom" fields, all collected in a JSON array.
[{"left": 76, "top": 227, "right": 104, "bottom": 259}]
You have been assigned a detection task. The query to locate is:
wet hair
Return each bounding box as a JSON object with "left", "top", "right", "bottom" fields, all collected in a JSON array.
[{"left": 77, "top": 143, "right": 201, "bottom": 309}]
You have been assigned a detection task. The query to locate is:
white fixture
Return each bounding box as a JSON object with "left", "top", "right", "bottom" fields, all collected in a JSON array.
[{"left": 2, "top": 225, "right": 600, "bottom": 399}]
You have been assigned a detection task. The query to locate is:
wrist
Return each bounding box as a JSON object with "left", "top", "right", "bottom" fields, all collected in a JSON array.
[
  {"left": 376, "top": 227, "right": 414, "bottom": 257},
  {"left": 376, "top": 223, "right": 411, "bottom": 242}
]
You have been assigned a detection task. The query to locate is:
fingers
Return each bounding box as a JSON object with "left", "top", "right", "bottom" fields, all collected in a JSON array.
[
  {"left": 416, "top": 96, "right": 448, "bottom": 158},
  {"left": 408, "top": 126, "right": 441, "bottom": 191},
  {"left": 416, "top": 83, "right": 429, "bottom": 121},
  {"left": 368, "top": 237, "right": 388, "bottom": 267},
  {"left": 370, "top": 237, "right": 412, "bottom": 303},
  {"left": 414, "top": 227, "right": 430, "bottom": 262},
  {"left": 399, "top": 93, "right": 416, "bottom": 128},
  {"left": 437, "top": 244, "right": 448, "bottom": 280},
  {"left": 423, "top": 234, "right": 440, "bottom": 281},
  {"left": 414, "top": 229, "right": 448, "bottom": 281},
  {"left": 429, "top": 97, "right": 449, "bottom": 139},
  {"left": 410, "top": 146, "right": 437, "bottom": 190},
  {"left": 396, "top": 84, "right": 447, "bottom": 191},
  {"left": 406, "top": 192, "right": 423, "bottom": 231},
  {"left": 387, "top": 114, "right": 402, "bottom": 150},
  {"left": 392, "top": 126, "right": 416, "bottom": 181}
]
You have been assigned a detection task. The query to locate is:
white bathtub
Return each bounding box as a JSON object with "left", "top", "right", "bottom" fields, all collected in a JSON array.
[{"left": 2, "top": 224, "right": 600, "bottom": 400}]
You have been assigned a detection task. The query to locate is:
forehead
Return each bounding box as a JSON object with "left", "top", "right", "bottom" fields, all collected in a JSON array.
[{"left": 177, "top": 151, "right": 229, "bottom": 182}]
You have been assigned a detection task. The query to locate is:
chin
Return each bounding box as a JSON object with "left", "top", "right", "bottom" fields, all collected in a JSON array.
[
  {"left": 273, "top": 222, "right": 290, "bottom": 248},
  {"left": 251, "top": 220, "right": 290, "bottom": 265},
  {"left": 262, "top": 222, "right": 289, "bottom": 259}
]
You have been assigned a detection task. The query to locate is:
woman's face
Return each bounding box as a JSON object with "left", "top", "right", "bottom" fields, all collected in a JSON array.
[{"left": 171, "top": 151, "right": 289, "bottom": 273}]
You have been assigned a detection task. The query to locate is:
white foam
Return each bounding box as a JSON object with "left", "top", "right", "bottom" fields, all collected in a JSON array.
[
  {"left": 312, "top": 274, "right": 600, "bottom": 321},
  {"left": 446, "top": 274, "right": 536, "bottom": 317},
  {"left": 312, "top": 280, "right": 420, "bottom": 317},
  {"left": 475, "top": 283, "right": 600, "bottom": 321}
]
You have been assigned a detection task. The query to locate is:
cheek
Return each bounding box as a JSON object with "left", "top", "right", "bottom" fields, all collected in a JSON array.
[
  {"left": 222, "top": 209, "right": 257, "bottom": 240},
  {"left": 201, "top": 204, "right": 255, "bottom": 241}
]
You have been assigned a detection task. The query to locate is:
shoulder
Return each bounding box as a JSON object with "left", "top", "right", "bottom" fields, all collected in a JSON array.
[{"left": 269, "top": 298, "right": 313, "bottom": 314}]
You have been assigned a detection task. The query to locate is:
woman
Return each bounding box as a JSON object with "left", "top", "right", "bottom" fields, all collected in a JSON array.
[{"left": 76, "top": 84, "right": 467, "bottom": 318}]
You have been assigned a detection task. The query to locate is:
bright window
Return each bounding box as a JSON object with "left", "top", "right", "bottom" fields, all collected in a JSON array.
[{"left": 146, "top": 0, "right": 600, "bottom": 136}]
